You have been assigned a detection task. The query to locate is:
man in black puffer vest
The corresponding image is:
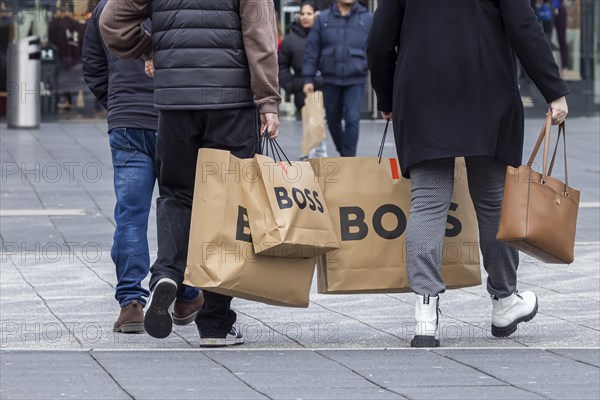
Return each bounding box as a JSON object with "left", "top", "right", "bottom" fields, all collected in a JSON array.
[{"left": 100, "top": 0, "right": 281, "bottom": 347}]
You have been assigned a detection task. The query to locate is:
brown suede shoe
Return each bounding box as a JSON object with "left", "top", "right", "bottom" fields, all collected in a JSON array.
[
  {"left": 172, "top": 292, "right": 204, "bottom": 326},
  {"left": 113, "top": 300, "right": 145, "bottom": 333}
]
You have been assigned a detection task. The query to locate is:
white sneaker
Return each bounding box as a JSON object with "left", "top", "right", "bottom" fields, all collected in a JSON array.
[
  {"left": 314, "top": 141, "right": 328, "bottom": 158},
  {"left": 491, "top": 291, "right": 538, "bottom": 337},
  {"left": 411, "top": 294, "right": 440, "bottom": 348},
  {"left": 200, "top": 327, "right": 244, "bottom": 348},
  {"left": 306, "top": 141, "right": 328, "bottom": 159}
]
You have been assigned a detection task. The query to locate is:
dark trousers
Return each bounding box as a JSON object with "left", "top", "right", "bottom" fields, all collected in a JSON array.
[
  {"left": 149, "top": 107, "right": 259, "bottom": 336},
  {"left": 555, "top": 8, "right": 569, "bottom": 70},
  {"left": 322, "top": 83, "right": 364, "bottom": 157}
]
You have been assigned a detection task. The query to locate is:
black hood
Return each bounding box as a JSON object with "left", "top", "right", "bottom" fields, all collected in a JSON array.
[{"left": 289, "top": 21, "right": 310, "bottom": 38}]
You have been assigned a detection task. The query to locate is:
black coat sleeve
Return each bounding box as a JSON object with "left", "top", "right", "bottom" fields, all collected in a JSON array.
[
  {"left": 278, "top": 38, "right": 297, "bottom": 93},
  {"left": 366, "top": 0, "right": 404, "bottom": 113},
  {"left": 499, "top": 0, "right": 569, "bottom": 103},
  {"left": 82, "top": 9, "right": 109, "bottom": 110}
]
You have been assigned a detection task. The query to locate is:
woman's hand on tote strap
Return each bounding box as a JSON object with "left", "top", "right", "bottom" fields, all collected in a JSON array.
[
  {"left": 550, "top": 96, "right": 568, "bottom": 125},
  {"left": 144, "top": 59, "right": 155, "bottom": 78}
]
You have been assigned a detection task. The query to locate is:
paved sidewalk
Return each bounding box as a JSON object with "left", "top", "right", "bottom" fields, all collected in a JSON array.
[
  {"left": 1, "top": 348, "right": 599, "bottom": 399},
  {"left": 1, "top": 118, "right": 599, "bottom": 399}
]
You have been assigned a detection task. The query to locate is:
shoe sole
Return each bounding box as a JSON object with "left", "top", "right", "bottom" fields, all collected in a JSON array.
[
  {"left": 491, "top": 299, "right": 539, "bottom": 338},
  {"left": 114, "top": 323, "right": 145, "bottom": 334},
  {"left": 172, "top": 311, "right": 199, "bottom": 326},
  {"left": 144, "top": 280, "right": 177, "bottom": 339},
  {"left": 410, "top": 335, "right": 440, "bottom": 348},
  {"left": 199, "top": 337, "right": 245, "bottom": 348}
]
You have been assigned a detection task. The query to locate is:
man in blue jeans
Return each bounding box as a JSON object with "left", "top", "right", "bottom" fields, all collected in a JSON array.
[
  {"left": 82, "top": 0, "right": 203, "bottom": 333},
  {"left": 303, "top": 0, "right": 372, "bottom": 157}
]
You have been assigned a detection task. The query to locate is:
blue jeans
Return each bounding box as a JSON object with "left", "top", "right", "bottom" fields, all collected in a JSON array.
[
  {"left": 109, "top": 128, "right": 199, "bottom": 308},
  {"left": 322, "top": 83, "right": 364, "bottom": 157}
]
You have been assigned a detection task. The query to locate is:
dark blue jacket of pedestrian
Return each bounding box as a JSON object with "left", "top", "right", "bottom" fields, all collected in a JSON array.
[
  {"left": 82, "top": 0, "right": 157, "bottom": 131},
  {"left": 303, "top": 1, "right": 372, "bottom": 86}
]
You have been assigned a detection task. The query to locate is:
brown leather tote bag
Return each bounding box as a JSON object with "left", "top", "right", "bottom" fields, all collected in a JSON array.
[{"left": 496, "top": 113, "right": 580, "bottom": 264}]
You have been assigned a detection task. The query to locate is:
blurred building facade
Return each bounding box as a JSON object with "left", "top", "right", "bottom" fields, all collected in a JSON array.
[{"left": 0, "top": 0, "right": 598, "bottom": 121}]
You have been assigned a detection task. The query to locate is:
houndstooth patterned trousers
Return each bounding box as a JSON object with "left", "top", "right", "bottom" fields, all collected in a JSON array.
[{"left": 406, "top": 156, "right": 519, "bottom": 298}]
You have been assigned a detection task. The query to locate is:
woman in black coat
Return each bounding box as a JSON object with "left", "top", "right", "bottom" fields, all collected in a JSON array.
[
  {"left": 278, "top": 1, "right": 327, "bottom": 158},
  {"left": 278, "top": 2, "right": 315, "bottom": 112},
  {"left": 367, "top": 0, "right": 569, "bottom": 348}
]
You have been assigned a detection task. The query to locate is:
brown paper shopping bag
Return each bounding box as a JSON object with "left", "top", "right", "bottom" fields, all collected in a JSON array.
[
  {"left": 184, "top": 148, "right": 316, "bottom": 307},
  {"left": 301, "top": 91, "right": 326, "bottom": 157},
  {"left": 242, "top": 151, "right": 338, "bottom": 258},
  {"left": 310, "top": 156, "right": 481, "bottom": 294}
]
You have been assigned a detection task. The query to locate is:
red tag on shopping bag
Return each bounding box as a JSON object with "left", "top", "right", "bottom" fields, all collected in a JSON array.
[{"left": 389, "top": 158, "right": 400, "bottom": 180}]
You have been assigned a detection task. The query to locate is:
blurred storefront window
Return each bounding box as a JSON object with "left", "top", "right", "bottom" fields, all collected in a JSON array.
[
  {"left": 1, "top": 0, "right": 102, "bottom": 120},
  {"left": 531, "top": 0, "right": 599, "bottom": 114},
  {"left": 533, "top": 0, "right": 582, "bottom": 80}
]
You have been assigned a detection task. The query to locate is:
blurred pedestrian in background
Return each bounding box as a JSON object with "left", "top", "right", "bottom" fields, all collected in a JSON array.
[
  {"left": 279, "top": 1, "right": 327, "bottom": 159},
  {"left": 83, "top": 0, "right": 203, "bottom": 334},
  {"left": 303, "top": 0, "right": 372, "bottom": 157},
  {"left": 368, "top": 0, "right": 569, "bottom": 348},
  {"left": 536, "top": 0, "right": 555, "bottom": 43},
  {"left": 553, "top": 0, "right": 570, "bottom": 75}
]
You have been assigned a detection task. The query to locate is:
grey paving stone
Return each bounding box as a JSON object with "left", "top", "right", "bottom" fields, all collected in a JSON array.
[
  {"left": 1, "top": 218, "right": 58, "bottom": 237},
  {"left": 518, "top": 266, "right": 599, "bottom": 288},
  {"left": 233, "top": 295, "right": 407, "bottom": 348},
  {"left": 1, "top": 325, "right": 82, "bottom": 349},
  {"left": 264, "top": 386, "right": 405, "bottom": 399},
  {"left": 393, "top": 385, "right": 545, "bottom": 400},
  {"left": 0, "top": 351, "right": 128, "bottom": 399},
  {"left": 83, "top": 329, "right": 196, "bottom": 350},
  {"left": 0, "top": 198, "right": 41, "bottom": 209},
  {"left": 508, "top": 315, "right": 600, "bottom": 348},
  {"left": 518, "top": 279, "right": 600, "bottom": 305},
  {"left": 91, "top": 350, "right": 268, "bottom": 399},
  {"left": 227, "top": 370, "right": 370, "bottom": 389},
  {"left": 564, "top": 316, "right": 600, "bottom": 331},
  {"left": 0, "top": 300, "right": 52, "bottom": 317},
  {"left": 547, "top": 348, "right": 600, "bottom": 367},
  {"left": 533, "top": 293, "right": 600, "bottom": 321},
  {"left": 319, "top": 349, "right": 505, "bottom": 387},
  {"left": 202, "top": 350, "right": 407, "bottom": 398},
  {"left": 208, "top": 349, "right": 351, "bottom": 372},
  {"left": 433, "top": 349, "right": 600, "bottom": 399}
]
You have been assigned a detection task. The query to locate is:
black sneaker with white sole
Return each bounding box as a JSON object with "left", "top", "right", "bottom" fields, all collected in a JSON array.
[
  {"left": 144, "top": 278, "right": 177, "bottom": 339},
  {"left": 199, "top": 327, "right": 244, "bottom": 348}
]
